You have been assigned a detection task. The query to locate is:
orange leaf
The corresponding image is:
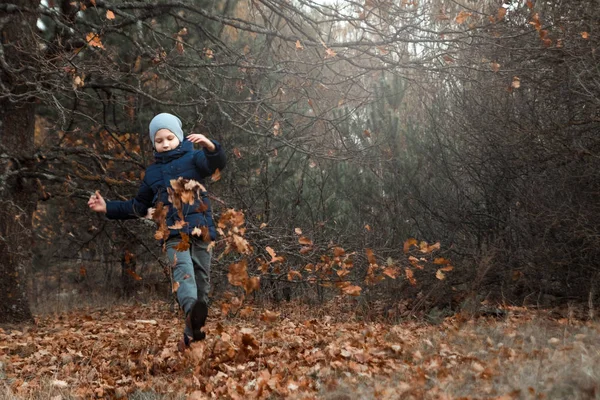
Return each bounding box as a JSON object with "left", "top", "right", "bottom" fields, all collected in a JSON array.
[
  {"left": 211, "top": 168, "right": 221, "bottom": 182},
  {"left": 295, "top": 40, "right": 304, "bottom": 50},
  {"left": 433, "top": 257, "right": 451, "bottom": 265},
  {"left": 333, "top": 247, "right": 345, "bottom": 257},
  {"left": 364, "top": 224, "right": 371, "bottom": 231},
  {"left": 383, "top": 267, "right": 398, "bottom": 279},
  {"left": 365, "top": 248, "right": 377, "bottom": 265},
  {"left": 436, "top": 269, "right": 446, "bottom": 280},
  {"left": 455, "top": 11, "right": 472, "bottom": 24},
  {"left": 298, "top": 236, "right": 313, "bottom": 246},
  {"left": 260, "top": 309, "right": 280, "bottom": 322},
  {"left": 405, "top": 268, "right": 416, "bottom": 286},
  {"left": 106, "top": 10, "right": 115, "bottom": 19},
  {"left": 174, "top": 233, "right": 190, "bottom": 251},
  {"left": 581, "top": 32, "right": 590, "bottom": 39},
  {"left": 341, "top": 285, "right": 362, "bottom": 296},
  {"left": 85, "top": 33, "right": 105, "bottom": 50},
  {"left": 497, "top": 7, "right": 507, "bottom": 20},
  {"left": 403, "top": 238, "right": 418, "bottom": 253},
  {"left": 287, "top": 270, "right": 302, "bottom": 281}
]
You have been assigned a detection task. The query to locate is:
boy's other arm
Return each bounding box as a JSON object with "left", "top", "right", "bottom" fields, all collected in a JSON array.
[
  {"left": 190, "top": 135, "right": 226, "bottom": 177},
  {"left": 105, "top": 179, "right": 154, "bottom": 220}
]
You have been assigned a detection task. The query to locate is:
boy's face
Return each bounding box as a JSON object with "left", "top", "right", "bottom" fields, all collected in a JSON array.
[{"left": 154, "top": 129, "right": 181, "bottom": 152}]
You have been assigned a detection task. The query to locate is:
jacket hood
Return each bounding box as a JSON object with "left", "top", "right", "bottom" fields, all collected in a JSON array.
[{"left": 154, "top": 140, "right": 193, "bottom": 164}]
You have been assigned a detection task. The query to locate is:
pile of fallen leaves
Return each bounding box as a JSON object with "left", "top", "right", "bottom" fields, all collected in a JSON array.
[{"left": 2, "top": 302, "right": 600, "bottom": 399}]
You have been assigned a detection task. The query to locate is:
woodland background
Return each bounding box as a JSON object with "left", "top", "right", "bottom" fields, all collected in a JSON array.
[{"left": 1, "top": 0, "right": 600, "bottom": 322}]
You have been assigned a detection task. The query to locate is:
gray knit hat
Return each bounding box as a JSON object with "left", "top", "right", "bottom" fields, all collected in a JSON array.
[{"left": 149, "top": 113, "right": 184, "bottom": 144}]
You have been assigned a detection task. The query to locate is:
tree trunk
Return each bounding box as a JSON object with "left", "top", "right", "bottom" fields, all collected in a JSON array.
[{"left": 0, "top": 0, "right": 41, "bottom": 324}]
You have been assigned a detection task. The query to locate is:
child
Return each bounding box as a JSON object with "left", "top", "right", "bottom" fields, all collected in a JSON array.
[{"left": 88, "top": 112, "right": 226, "bottom": 350}]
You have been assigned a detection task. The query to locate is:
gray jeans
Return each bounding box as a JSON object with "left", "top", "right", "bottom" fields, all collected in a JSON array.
[{"left": 165, "top": 236, "right": 211, "bottom": 335}]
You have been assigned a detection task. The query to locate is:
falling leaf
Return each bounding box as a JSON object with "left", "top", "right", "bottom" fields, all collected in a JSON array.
[
  {"left": 383, "top": 267, "right": 398, "bottom": 279},
  {"left": 260, "top": 223, "right": 267, "bottom": 229},
  {"left": 341, "top": 285, "right": 362, "bottom": 296},
  {"left": 455, "top": 11, "right": 472, "bottom": 24},
  {"left": 436, "top": 269, "right": 446, "bottom": 280},
  {"left": 172, "top": 281, "right": 180, "bottom": 293},
  {"left": 363, "top": 129, "right": 371, "bottom": 137},
  {"left": 325, "top": 48, "right": 337, "bottom": 58},
  {"left": 174, "top": 233, "right": 190, "bottom": 251},
  {"left": 403, "top": 238, "right": 418, "bottom": 253},
  {"left": 178, "top": 27, "right": 188, "bottom": 36},
  {"left": 233, "top": 148, "right": 242, "bottom": 158},
  {"left": 405, "top": 268, "right": 417, "bottom": 285},
  {"left": 433, "top": 257, "right": 451, "bottom": 265},
  {"left": 295, "top": 40, "right": 304, "bottom": 50},
  {"left": 365, "top": 248, "right": 377, "bottom": 265},
  {"left": 260, "top": 309, "right": 280, "bottom": 322},
  {"left": 273, "top": 121, "right": 281, "bottom": 136},
  {"left": 205, "top": 48, "right": 214, "bottom": 59},
  {"left": 106, "top": 10, "right": 115, "bottom": 19},
  {"left": 176, "top": 37, "right": 184, "bottom": 54},
  {"left": 211, "top": 168, "right": 221, "bottom": 182},
  {"left": 295, "top": 228, "right": 302, "bottom": 235},
  {"left": 288, "top": 270, "right": 302, "bottom": 281},
  {"left": 266, "top": 246, "right": 284, "bottom": 263},
  {"left": 491, "top": 62, "right": 500, "bottom": 72},
  {"left": 364, "top": 224, "right": 371, "bottom": 231},
  {"left": 497, "top": 7, "right": 507, "bottom": 20},
  {"left": 511, "top": 76, "right": 521, "bottom": 89},
  {"left": 581, "top": 32, "right": 590, "bottom": 39},
  {"left": 85, "top": 33, "right": 105, "bottom": 49},
  {"left": 298, "top": 236, "right": 313, "bottom": 246}
]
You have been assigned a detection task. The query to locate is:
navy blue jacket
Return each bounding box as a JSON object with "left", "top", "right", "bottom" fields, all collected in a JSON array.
[{"left": 106, "top": 140, "right": 226, "bottom": 240}]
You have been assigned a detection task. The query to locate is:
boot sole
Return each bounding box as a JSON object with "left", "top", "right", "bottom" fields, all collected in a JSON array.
[{"left": 190, "top": 300, "right": 208, "bottom": 341}]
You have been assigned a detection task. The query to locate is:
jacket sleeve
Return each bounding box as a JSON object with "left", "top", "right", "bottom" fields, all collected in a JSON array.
[
  {"left": 105, "top": 178, "right": 154, "bottom": 220},
  {"left": 194, "top": 139, "right": 227, "bottom": 178}
]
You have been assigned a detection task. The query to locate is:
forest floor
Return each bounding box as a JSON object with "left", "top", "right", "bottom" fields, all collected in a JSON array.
[{"left": 1, "top": 300, "right": 599, "bottom": 400}]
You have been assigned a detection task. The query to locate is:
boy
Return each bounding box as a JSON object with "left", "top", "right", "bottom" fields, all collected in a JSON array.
[{"left": 88, "top": 112, "right": 226, "bottom": 350}]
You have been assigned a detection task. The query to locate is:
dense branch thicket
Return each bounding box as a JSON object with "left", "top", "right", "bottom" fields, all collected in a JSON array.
[{"left": 1, "top": 0, "right": 598, "bottom": 321}]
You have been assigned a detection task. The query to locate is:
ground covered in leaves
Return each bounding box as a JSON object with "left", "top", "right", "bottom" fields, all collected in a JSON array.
[{"left": 1, "top": 301, "right": 600, "bottom": 399}]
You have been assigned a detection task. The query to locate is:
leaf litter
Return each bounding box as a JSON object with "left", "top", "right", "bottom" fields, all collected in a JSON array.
[{"left": 2, "top": 302, "right": 600, "bottom": 399}]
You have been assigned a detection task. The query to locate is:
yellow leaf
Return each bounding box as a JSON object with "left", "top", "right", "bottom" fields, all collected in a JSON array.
[
  {"left": 260, "top": 223, "right": 267, "bottom": 229},
  {"left": 106, "top": 10, "right": 115, "bottom": 19},
  {"left": 436, "top": 269, "right": 446, "bottom": 280}
]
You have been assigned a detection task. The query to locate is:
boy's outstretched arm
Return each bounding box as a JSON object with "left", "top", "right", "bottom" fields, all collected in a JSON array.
[
  {"left": 189, "top": 133, "right": 226, "bottom": 177},
  {"left": 93, "top": 180, "right": 154, "bottom": 220}
]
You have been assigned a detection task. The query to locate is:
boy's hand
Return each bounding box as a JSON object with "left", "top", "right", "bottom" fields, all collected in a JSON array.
[
  {"left": 187, "top": 133, "right": 216, "bottom": 152},
  {"left": 145, "top": 207, "right": 155, "bottom": 219},
  {"left": 88, "top": 190, "right": 107, "bottom": 213}
]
